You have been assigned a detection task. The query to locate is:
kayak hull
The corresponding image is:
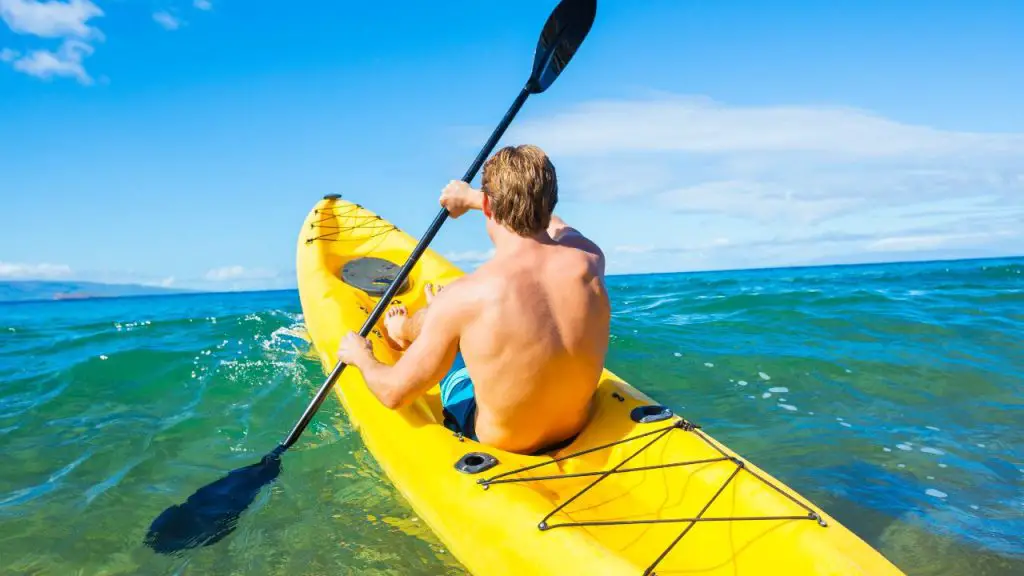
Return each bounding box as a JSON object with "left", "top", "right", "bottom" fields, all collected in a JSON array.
[{"left": 295, "top": 196, "right": 905, "bottom": 575}]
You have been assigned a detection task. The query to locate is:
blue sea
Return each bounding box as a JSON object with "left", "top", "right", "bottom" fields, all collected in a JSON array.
[{"left": 1, "top": 257, "right": 1021, "bottom": 575}]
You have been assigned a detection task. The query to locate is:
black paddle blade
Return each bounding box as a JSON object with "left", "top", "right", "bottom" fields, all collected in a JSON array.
[
  {"left": 528, "top": 0, "right": 597, "bottom": 94},
  {"left": 144, "top": 447, "right": 283, "bottom": 554}
]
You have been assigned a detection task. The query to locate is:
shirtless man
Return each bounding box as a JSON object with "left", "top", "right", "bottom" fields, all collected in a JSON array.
[{"left": 336, "top": 144, "right": 610, "bottom": 455}]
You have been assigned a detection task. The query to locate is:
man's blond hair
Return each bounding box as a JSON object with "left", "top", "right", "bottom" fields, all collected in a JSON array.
[{"left": 481, "top": 144, "right": 558, "bottom": 237}]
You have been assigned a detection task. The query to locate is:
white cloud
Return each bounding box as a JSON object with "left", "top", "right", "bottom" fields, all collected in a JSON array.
[
  {"left": 0, "top": 0, "right": 102, "bottom": 39},
  {"left": 508, "top": 94, "right": 1024, "bottom": 271},
  {"left": 10, "top": 38, "right": 92, "bottom": 83},
  {"left": 614, "top": 245, "right": 656, "bottom": 254},
  {"left": 0, "top": 261, "right": 73, "bottom": 279},
  {"left": 152, "top": 10, "right": 181, "bottom": 31},
  {"left": 193, "top": 0, "right": 211, "bottom": 10},
  {"left": 444, "top": 249, "right": 494, "bottom": 265},
  {"left": 0, "top": 0, "right": 103, "bottom": 83},
  {"left": 204, "top": 265, "right": 278, "bottom": 282},
  {"left": 513, "top": 95, "right": 1024, "bottom": 158}
]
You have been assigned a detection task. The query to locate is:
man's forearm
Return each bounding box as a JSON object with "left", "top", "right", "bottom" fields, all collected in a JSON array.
[
  {"left": 352, "top": 355, "right": 403, "bottom": 409},
  {"left": 467, "top": 187, "right": 484, "bottom": 211}
]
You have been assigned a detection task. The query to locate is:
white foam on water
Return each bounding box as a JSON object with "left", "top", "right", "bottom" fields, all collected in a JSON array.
[
  {"left": 920, "top": 447, "right": 945, "bottom": 456},
  {"left": 768, "top": 387, "right": 789, "bottom": 394},
  {"left": 7, "top": 327, "right": 14, "bottom": 332},
  {"left": 970, "top": 505, "right": 979, "bottom": 510},
  {"left": 704, "top": 362, "right": 714, "bottom": 368},
  {"left": 747, "top": 395, "right": 755, "bottom": 400},
  {"left": 729, "top": 379, "right": 734, "bottom": 382},
  {"left": 836, "top": 417, "right": 844, "bottom": 421},
  {"left": 883, "top": 447, "right": 892, "bottom": 452},
  {"left": 977, "top": 443, "right": 986, "bottom": 448},
  {"left": 927, "top": 476, "right": 935, "bottom": 480},
  {"left": 758, "top": 372, "right": 771, "bottom": 380},
  {"left": 808, "top": 411, "right": 815, "bottom": 415},
  {"left": 845, "top": 369, "right": 852, "bottom": 374},
  {"left": 939, "top": 463, "right": 948, "bottom": 468},
  {"left": 926, "top": 426, "right": 941, "bottom": 431},
  {"left": 779, "top": 398, "right": 787, "bottom": 402},
  {"left": 896, "top": 444, "right": 913, "bottom": 451},
  {"left": 99, "top": 355, "right": 108, "bottom": 360},
  {"left": 839, "top": 422, "right": 852, "bottom": 428},
  {"left": 761, "top": 392, "right": 772, "bottom": 399},
  {"left": 779, "top": 404, "right": 798, "bottom": 412},
  {"left": 925, "top": 488, "right": 948, "bottom": 499},
  {"left": 673, "top": 352, "right": 681, "bottom": 357},
  {"left": 897, "top": 463, "right": 906, "bottom": 468},
  {"left": 738, "top": 380, "right": 748, "bottom": 386}
]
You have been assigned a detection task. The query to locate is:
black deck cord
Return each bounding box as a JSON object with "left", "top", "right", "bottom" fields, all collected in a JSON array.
[
  {"left": 536, "top": 423, "right": 678, "bottom": 530},
  {"left": 642, "top": 465, "right": 743, "bottom": 576},
  {"left": 477, "top": 417, "right": 827, "bottom": 575},
  {"left": 479, "top": 421, "right": 683, "bottom": 486},
  {"left": 305, "top": 225, "right": 396, "bottom": 245}
]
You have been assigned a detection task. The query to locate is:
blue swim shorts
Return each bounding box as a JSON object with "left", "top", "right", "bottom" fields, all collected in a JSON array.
[{"left": 439, "top": 351, "right": 478, "bottom": 440}]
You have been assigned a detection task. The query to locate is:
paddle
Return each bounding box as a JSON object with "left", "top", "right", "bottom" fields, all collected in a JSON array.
[{"left": 144, "top": 0, "right": 597, "bottom": 555}]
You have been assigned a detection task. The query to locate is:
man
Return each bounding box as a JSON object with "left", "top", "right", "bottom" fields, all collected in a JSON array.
[{"left": 336, "top": 144, "right": 610, "bottom": 455}]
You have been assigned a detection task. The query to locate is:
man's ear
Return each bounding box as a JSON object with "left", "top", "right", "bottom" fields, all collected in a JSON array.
[{"left": 481, "top": 191, "right": 492, "bottom": 218}]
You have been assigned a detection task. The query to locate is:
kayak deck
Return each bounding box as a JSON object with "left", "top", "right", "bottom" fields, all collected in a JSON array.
[{"left": 296, "top": 195, "right": 905, "bottom": 575}]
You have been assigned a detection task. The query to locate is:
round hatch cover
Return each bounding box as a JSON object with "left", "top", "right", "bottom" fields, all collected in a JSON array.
[{"left": 341, "top": 257, "right": 409, "bottom": 297}]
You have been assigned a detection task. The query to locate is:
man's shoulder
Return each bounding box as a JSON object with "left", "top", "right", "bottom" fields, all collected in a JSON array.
[{"left": 432, "top": 270, "right": 492, "bottom": 309}]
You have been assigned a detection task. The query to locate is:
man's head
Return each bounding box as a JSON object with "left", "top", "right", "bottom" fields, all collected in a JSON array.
[{"left": 481, "top": 144, "right": 558, "bottom": 237}]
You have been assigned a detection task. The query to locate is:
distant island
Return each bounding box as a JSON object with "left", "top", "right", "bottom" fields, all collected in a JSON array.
[{"left": 0, "top": 281, "right": 192, "bottom": 303}]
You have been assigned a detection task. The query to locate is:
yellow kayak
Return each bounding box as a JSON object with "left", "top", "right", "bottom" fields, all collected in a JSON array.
[{"left": 295, "top": 194, "right": 905, "bottom": 576}]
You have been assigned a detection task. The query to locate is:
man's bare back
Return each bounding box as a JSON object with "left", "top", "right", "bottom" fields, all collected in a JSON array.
[
  {"left": 337, "top": 145, "right": 610, "bottom": 455},
  {"left": 440, "top": 219, "right": 608, "bottom": 453}
]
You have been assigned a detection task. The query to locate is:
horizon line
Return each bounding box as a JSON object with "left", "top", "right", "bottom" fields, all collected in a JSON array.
[{"left": 2, "top": 253, "right": 1020, "bottom": 305}]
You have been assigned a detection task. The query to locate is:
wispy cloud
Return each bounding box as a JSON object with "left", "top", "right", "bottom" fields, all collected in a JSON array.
[
  {"left": 0, "top": 0, "right": 103, "bottom": 84},
  {"left": 509, "top": 94, "right": 1024, "bottom": 271},
  {"left": 152, "top": 10, "right": 181, "bottom": 31},
  {"left": 0, "top": 261, "right": 73, "bottom": 279},
  {"left": 0, "top": 0, "right": 102, "bottom": 38},
  {"left": 193, "top": 0, "right": 211, "bottom": 11},
  {"left": 204, "top": 265, "right": 278, "bottom": 282},
  {"left": 444, "top": 249, "right": 495, "bottom": 266},
  {"left": 10, "top": 38, "right": 93, "bottom": 83}
]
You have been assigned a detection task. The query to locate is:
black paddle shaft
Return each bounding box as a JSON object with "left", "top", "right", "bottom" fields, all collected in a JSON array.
[
  {"left": 280, "top": 87, "right": 530, "bottom": 450},
  {"left": 279, "top": 0, "right": 599, "bottom": 450},
  {"left": 145, "top": 0, "right": 596, "bottom": 555}
]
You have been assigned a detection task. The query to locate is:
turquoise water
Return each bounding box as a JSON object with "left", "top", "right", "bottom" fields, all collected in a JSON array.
[{"left": 1, "top": 257, "right": 1021, "bottom": 575}]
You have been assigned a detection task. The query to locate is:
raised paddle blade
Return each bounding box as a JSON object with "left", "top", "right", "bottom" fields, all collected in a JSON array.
[
  {"left": 144, "top": 447, "right": 283, "bottom": 554},
  {"left": 528, "top": 0, "right": 597, "bottom": 94}
]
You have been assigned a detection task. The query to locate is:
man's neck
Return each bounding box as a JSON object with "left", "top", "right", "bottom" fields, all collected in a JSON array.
[{"left": 490, "top": 225, "right": 554, "bottom": 255}]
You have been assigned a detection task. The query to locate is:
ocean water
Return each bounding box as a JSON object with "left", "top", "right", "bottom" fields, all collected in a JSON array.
[{"left": 1, "top": 257, "right": 1021, "bottom": 575}]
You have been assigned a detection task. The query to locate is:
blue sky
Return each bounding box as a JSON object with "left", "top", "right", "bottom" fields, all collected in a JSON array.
[{"left": 1, "top": 0, "right": 1022, "bottom": 291}]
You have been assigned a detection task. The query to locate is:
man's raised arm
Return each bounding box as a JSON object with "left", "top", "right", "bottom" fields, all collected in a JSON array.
[{"left": 547, "top": 214, "right": 605, "bottom": 273}]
